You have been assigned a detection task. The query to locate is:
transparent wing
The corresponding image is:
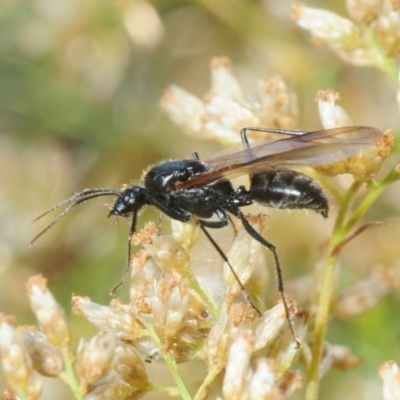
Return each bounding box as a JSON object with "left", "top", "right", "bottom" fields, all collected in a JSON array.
[{"left": 179, "top": 126, "right": 384, "bottom": 188}]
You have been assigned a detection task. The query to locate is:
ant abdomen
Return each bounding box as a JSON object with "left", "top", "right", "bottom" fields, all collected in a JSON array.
[{"left": 250, "top": 170, "right": 329, "bottom": 218}]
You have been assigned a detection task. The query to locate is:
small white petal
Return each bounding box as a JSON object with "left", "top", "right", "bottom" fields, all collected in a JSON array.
[
  {"left": 222, "top": 332, "right": 253, "bottom": 399},
  {"left": 210, "top": 57, "right": 245, "bottom": 103},
  {"left": 380, "top": 361, "right": 400, "bottom": 400},
  {"left": 316, "top": 89, "right": 353, "bottom": 129}
]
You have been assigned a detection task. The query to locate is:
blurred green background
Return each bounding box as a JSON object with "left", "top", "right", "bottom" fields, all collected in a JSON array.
[{"left": 0, "top": 0, "right": 399, "bottom": 399}]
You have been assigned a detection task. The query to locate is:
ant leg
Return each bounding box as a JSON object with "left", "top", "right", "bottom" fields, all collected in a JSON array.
[
  {"left": 240, "top": 126, "right": 308, "bottom": 149},
  {"left": 198, "top": 210, "right": 263, "bottom": 317},
  {"left": 241, "top": 128, "right": 251, "bottom": 149},
  {"left": 110, "top": 209, "right": 139, "bottom": 295},
  {"left": 227, "top": 215, "right": 238, "bottom": 236},
  {"left": 234, "top": 209, "right": 300, "bottom": 347},
  {"left": 145, "top": 193, "right": 192, "bottom": 222}
]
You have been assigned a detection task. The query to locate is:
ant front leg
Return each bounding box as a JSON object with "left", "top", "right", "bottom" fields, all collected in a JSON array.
[{"left": 197, "top": 209, "right": 263, "bottom": 317}]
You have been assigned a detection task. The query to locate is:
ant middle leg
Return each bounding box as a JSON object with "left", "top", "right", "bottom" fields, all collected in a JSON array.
[
  {"left": 240, "top": 126, "right": 309, "bottom": 149},
  {"left": 197, "top": 210, "right": 263, "bottom": 317},
  {"left": 234, "top": 208, "right": 300, "bottom": 346}
]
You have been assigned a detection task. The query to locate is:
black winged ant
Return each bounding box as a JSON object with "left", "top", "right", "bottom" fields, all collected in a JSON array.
[{"left": 31, "top": 126, "right": 384, "bottom": 345}]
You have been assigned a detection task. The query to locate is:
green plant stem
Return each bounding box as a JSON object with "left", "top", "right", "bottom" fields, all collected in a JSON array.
[
  {"left": 144, "top": 383, "right": 181, "bottom": 397},
  {"left": 363, "top": 29, "right": 398, "bottom": 80},
  {"left": 146, "top": 323, "right": 192, "bottom": 400},
  {"left": 59, "top": 347, "right": 85, "bottom": 400},
  {"left": 344, "top": 169, "right": 399, "bottom": 233},
  {"left": 333, "top": 180, "right": 362, "bottom": 231},
  {"left": 306, "top": 169, "right": 398, "bottom": 400},
  {"left": 193, "top": 366, "right": 221, "bottom": 400},
  {"left": 16, "top": 390, "right": 28, "bottom": 400},
  {"left": 187, "top": 273, "right": 220, "bottom": 319},
  {"left": 306, "top": 238, "right": 340, "bottom": 400}
]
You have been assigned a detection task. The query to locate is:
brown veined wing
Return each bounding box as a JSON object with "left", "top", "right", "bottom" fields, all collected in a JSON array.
[{"left": 178, "top": 126, "right": 384, "bottom": 188}]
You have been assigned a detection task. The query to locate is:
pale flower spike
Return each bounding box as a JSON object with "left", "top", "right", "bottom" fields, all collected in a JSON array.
[
  {"left": 317, "top": 89, "right": 353, "bottom": 129},
  {"left": 315, "top": 88, "right": 394, "bottom": 179},
  {"left": 26, "top": 275, "right": 71, "bottom": 348},
  {"left": 161, "top": 56, "right": 299, "bottom": 146},
  {"left": 76, "top": 330, "right": 117, "bottom": 388},
  {"left": 21, "top": 329, "right": 63, "bottom": 377},
  {"left": 334, "top": 265, "right": 397, "bottom": 319},
  {"left": 293, "top": 1, "right": 400, "bottom": 71},
  {"left": 0, "top": 316, "right": 43, "bottom": 400},
  {"left": 291, "top": 4, "right": 380, "bottom": 66},
  {"left": 372, "top": 0, "right": 400, "bottom": 56},
  {"left": 222, "top": 332, "right": 287, "bottom": 400}
]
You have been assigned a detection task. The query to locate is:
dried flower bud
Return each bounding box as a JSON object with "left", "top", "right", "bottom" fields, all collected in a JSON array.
[
  {"left": 206, "top": 307, "right": 238, "bottom": 369},
  {"left": 223, "top": 218, "right": 264, "bottom": 303},
  {"left": 346, "top": 0, "right": 383, "bottom": 25},
  {"left": 151, "top": 276, "right": 190, "bottom": 337},
  {"left": 222, "top": 331, "right": 255, "bottom": 399},
  {"left": 320, "top": 343, "right": 362, "bottom": 376},
  {"left": 171, "top": 219, "right": 201, "bottom": 251},
  {"left": 161, "top": 56, "right": 297, "bottom": 146},
  {"left": 0, "top": 316, "right": 43, "bottom": 400},
  {"left": 373, "top": 0, "right": 400, "bottom": 56},
  {"left": 334, "top": 265, "right": 397, "bottom": 319},
  {"left": 114, "top": 344, "right": 149, "bottom": 388},
  {"left": 72, "top": 296, "right": 145, "bottom": 341},
  {"left": 222, "top": 332, "right": 286, "bottom": 399},
  {"left": 86, "top": 375, "right": 145, "bottom": 400},
  {"left": 253, "top": 302, "right": 288, "bottom": 351},
  {"left": 204, "top": 94, "right": 260, "bottom": 145},
  {"left": 160, "top": 85, "right": 206, "bottom": 136},
  {"left": 20, "top": 328, "right": 63, "bottom": 377},
  {"left": 76, "top": 330, "right": 117, "bottom": 387},
  {"left": 380, "top": 361, "right": 400, "bottom": 400},
  {"left": 279, "top": 370, "right": 303, "bottom": 398},
  {"left": 210, "top": 57, "right": 245, "bottom": 103},
  {"left": 291, "top": 4, "right": 380, "bottom": 66},
  {"left": 317, "top": 89, "right": 353, "bottom": 129},
  {"left": 269, "top": 309, "right": 308, "bottom": 376},
  {"left": 143, "top": 232, "right": 192, "bottom": 276},
  {"left": 258, "top": 75, "right": 299, "bottom": 130},
  {"left": 129, "top": 250, "right": 158, "bottom": 314},
  {"left": 26, "top": 275, "right": 70, "bottom": 348},
  {"left": 314, "top": 91, "right": 394, "bottom": 179},
  {"left": 249, "top": 358, "right": 285, "bottom": 400}
]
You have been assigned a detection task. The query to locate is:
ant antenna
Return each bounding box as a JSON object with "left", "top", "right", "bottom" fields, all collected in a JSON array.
[{"left": 30, "top": 189, "right": 120, "bottom": 246}]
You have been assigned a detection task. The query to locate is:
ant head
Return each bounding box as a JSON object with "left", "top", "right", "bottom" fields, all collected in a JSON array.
[{"left": 108, "top": 186, "right": 147, "bottom": 217}]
